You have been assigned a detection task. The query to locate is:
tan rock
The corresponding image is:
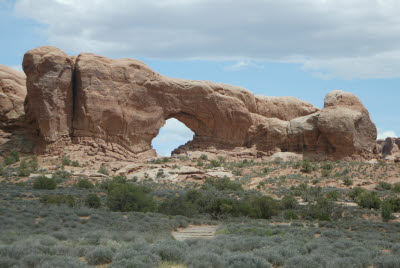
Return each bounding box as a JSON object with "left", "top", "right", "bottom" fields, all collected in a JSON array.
[
  {"left": 318, "top": 90, "right": 377, "bottom": 158},
  {"left": 21, "top": 47, "right": 378, "bottom": 160},
  {"left": 0, "top": 65, "right": 26, "bottom": 128},
  {"left": 23, "top": 46, "right": 75, "bottom": 143}
]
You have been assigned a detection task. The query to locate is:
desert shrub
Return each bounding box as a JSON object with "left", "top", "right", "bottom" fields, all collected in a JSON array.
[
  {"left": 321, "top": 169, "right": 331, "bottom": 177},
  {"left": 284, "top": 210, "right": 299, "bottom": 220},
  {"left": 325, "top": 190, "right": 341, "bottom": 201},
  {"left": 373, "top": 254, "right": 400, "bottom": 268},
  {"left": 86, "top": 193, "right": 101, "bottom": 208},
  {"left": 284, "top": 255, "right": 320, "bottom": 268},
  {"left": 202, "top": 176, "right": 243, "bottom": 191},
  {"left": 348, "top": 187, "right": 367, "bottom": 200},
  {"left": 205, "top": 198, "right": 237, "bottom": 219},
  {"left": 52, "top": 170, "right": 72, "bottom": 181},
  {"left": 32, "top": 256, "right": 88, "bottom": 268},
  {"left": 86, "top": 247, "right": 113, "bottom": 265},
  {"left": 301, "top": 160, "right": 315, "bottom": 174},
  {"left": 342, "top": 176, "right": 353, "bottom": 186},
  {"left": 355, "top": 191, "right": 381, "bottom": 209},
  {"left": 197, "top": 159, "right": 204, "bottom": 167},
  {"left": 226, "top": 253, "right": 271, "bottom": 268},
  {"left": 210, "top": 159, "right": 222, "bottom": 168},
  {"left": 62, "top": 155, "right": 71, "bottom": 166},
  {"left": 107, "top": 183, "right": 156, "bottom": 212},
  {"left": 159, "top": 191, "right": 201, "bottom": 217},
  {"left": 3, "top": 151, "right": 20, "bottom": 165},
  {"left": 98, "top": 165, "right": 109, "bottom": 175},
  {"left": 200, "top": 154, "right": 208, "bottom": 160},
  {"left": 17, "top": 159, "right": 31, "bottom": 177},
  {"left": 40, "top": 194, "right": 75, "bottom": 207},
  {"left": 280, "top": 195, "right": 298, "bottom": 210},
  {"left": 28, "top": 156, "right": 39, "bottom": 171},
  {"left": 151, "top": 240, "right": 187, "bottom": 262},
  {"left": 112, "top": 254, "right": 161, "bottom": 268},
  {"left": 71, "top": 160, "right": 80, "bottom": 167},
  {"left": 33, "top": 176, "right": 57, "bottom": 190},
  {"left": 185, "top": 250, "right": 225, "bottom": 268},
  {"left": 381, "top": 200, "right": 393, "bottom": 221},
  {"left": 21, "top": 254, "right": 46, "bottom": 267},
  {"left": 15, "top": 181, "right": 25, "bottom": 187},
  {"left": 321, "top": 162, "right": 334, "bottom": 170},
  {"left": 247, "top": 196, "right": 280, "bottom": 219},
  {"left": 377, "top": 181, "right": 392, "bottom": 191},
  {"left": 385, "top": 197, "right": 400, "bottom": 212},
  {"left": 392, "top": 182, "right": 400, "bottom": 193},
  {"left": 75, "top": 179, "right": 94, "bottom": 189}
]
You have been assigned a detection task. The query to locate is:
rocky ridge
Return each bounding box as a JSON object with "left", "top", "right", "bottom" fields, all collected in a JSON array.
[{"left": 0, "top": 46, "right": 379, "bottom": 160}]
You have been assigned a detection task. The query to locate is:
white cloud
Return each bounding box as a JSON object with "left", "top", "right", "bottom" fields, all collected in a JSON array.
[
  {"left": 225, "top": 60, "right": 264, "bottom": 71},
  {"left": 13, "top": 0, "right": 400, "bottom": 79},
  {"left": 377, "top": 128, "right": 398, "bottom": 140},
  {"left": 151, "top": 118, "right": 194, "bottom": 156}
]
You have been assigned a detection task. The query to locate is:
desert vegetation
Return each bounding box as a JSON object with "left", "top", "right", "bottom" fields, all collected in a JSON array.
[{"left": 1, "top": 152, "right": 400, "bottom": 267}]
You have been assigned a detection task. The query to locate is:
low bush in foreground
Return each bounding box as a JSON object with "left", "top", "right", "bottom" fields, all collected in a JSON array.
[{"left": 33, "top": 176, "right": 57, "bottom": 190}]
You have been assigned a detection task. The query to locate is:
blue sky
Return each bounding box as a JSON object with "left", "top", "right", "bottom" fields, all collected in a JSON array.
[{"left": 1, "top": 0, "right": 399, "bottom": 156}]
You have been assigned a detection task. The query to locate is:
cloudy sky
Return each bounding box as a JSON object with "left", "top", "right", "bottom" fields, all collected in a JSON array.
[{"left": 1, "top": 0, "right": 399, "bottom": 155}]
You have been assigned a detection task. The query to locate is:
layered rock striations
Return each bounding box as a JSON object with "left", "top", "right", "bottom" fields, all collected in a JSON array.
[
  {"left": 19, "top": 46, "right": 377, "bottom": 160},
  {"left": 0, "top": 65, "right": 27, "bottom": 129}
]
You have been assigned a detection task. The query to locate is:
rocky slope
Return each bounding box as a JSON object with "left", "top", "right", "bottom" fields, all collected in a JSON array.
[{"left": 0, "top": 46, "right": 379, "bottom": 160}]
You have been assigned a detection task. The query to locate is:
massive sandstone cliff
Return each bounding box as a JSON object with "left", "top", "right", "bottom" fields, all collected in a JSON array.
[{"left": 0, "top": 46, "right": 378, "bottom": 160}]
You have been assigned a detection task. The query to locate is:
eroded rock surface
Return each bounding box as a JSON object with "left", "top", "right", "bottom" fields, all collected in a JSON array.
[
  {"left": 0, "top": 65, "right": 27, "bottom": 128},
  {"left": 21, "top": 46, "right": 378, "bottom": 160}
]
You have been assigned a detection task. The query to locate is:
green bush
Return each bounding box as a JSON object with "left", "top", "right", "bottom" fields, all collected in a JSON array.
[
  {"left": 210, "top": 159, "right": 222, "bottom": 168},
  {"left": 385, "top": 197, "right": 400, "bottom": 212},
  {"left": 392, "top": 182, "right": 400, "bottom": 193},
  {"left": 28, "top": 156, "right": 39, "bottom": 171},
  {"left": 3, "top": 151, "right": 20, "bottom": 165},
  {"left": 325, "top": 190, "right": 341, "bottom": 201},
  {"left": 86, "top": 193, "right": 101, "bottom": 208},
  {"left": 62, "top": 155, "right": 71, "bottom": 166},
  {"left": 17, "top": 159, "right": 31, "bottom": 177},
  {"left": 381, "top": 200, "right": 393, "bottom": 221},
  {"left": 200, "top": 154, "right": 208, "bottom": 160},
  {"left": 348, "top": 187, "right": 367, "bottom": 200},
  {"left": 71, "top": 160, "right": 80, "bottom": 167},
  {"left": 33, "top": 176, "right": 57, "bottom": 190},
  {"left": 201, "top": 176, "right": 243, "bottom": 191},
  {"left": 40, "top": 194, "right": 75, "bottom": 207},
  {"left": 107, "top": 183, "right": 156, "bottom": 212},
  {"left": 377, "top": 181, "right": 392, "bottom": 191},
  {"left": 247, "top": 196, "right": 280, "bottom": 219},
  {"left": 280, "top": 195, "right": 298, "bottom": 210},
  {"left": 301, "top": 160, "right": 315, "bottom": 173},
  {"left": 75, "top": 179, "right": 94, "bottom": 189},
  {"left": 284, "top": 210, "right": 299, "bottom": 220},
  {"left": 321, "top": 169, "right": 331, "bottom": 177},
  {"left": 355, "top": 191, "right": 381, "bottom": 209},
  {"left": 342, "top": 176, "right": 353, "bottom": 186},
  {"left": 86, "top": 247, "right": 113, "bottom": 265},
  {"left": 98, "top": 165, "right": 109, "bottom": 175}
]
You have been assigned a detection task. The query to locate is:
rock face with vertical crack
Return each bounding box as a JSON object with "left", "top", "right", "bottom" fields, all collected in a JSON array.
[{"left": 21, "top": 46, "right": 378, "bottom": 160}]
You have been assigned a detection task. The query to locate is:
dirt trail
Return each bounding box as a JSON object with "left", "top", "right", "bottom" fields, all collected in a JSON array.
[{"left": 171, "top": 225, "right": 218, "bottom": 241}]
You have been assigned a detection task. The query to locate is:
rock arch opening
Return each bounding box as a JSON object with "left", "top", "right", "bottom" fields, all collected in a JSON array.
[{"left": 152, "top": 118, "right": 194, "bottom": 156}]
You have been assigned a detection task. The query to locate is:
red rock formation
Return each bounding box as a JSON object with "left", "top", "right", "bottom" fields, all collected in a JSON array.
[{"left": 21, "top": 46, "right": 378, "bottom": 160}]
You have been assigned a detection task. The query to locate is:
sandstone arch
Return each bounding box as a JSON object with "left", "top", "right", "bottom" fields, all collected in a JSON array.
[{"left": 21, "top": 46, "right": 378, "bottom": 160}]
